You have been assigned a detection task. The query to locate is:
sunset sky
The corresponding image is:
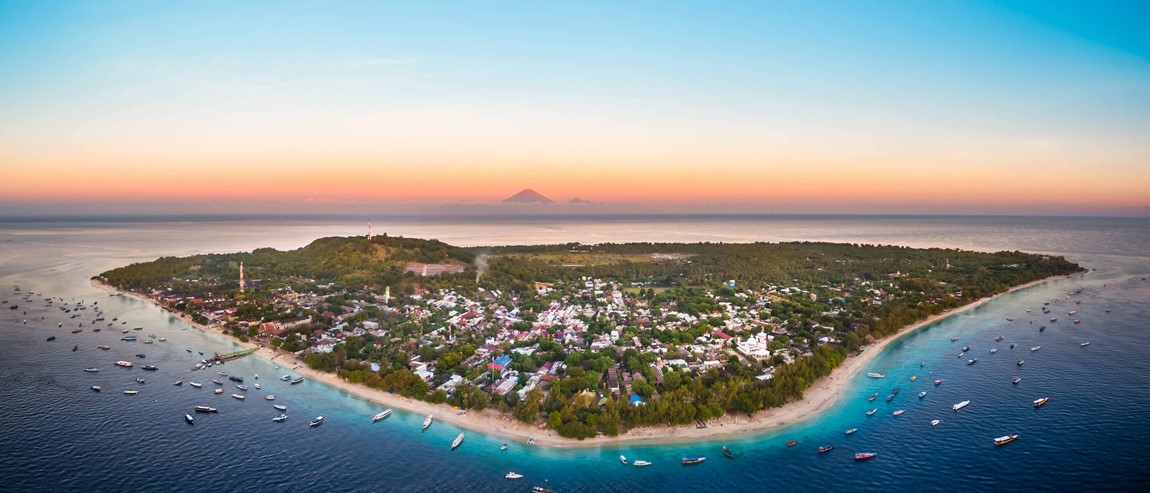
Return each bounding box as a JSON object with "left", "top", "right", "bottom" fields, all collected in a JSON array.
[{"left": 1, "top": 1, "right": 1148, "bottom": 216}]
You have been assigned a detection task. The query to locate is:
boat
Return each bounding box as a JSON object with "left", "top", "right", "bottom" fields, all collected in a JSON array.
[
  {"left": 310, "top": 416, "right": 325, "bottom": 427},
  {"left": 186, "top": 348, "right": 192, "bottom": 353},
  {"left": 97, "top": 345, "right": 110, "bottom": 350},
  {"left": 533, "top": 486, "right": 555, "bottom": 493},
  {"left": 866, "top": 373, "right": 885, "bottom": 378},
  {"left": 235, "top": 385, "right": 248, "bottom": 391},
  {"left": 505, "top": 472, "right": 524, "bottom": 479},
  {"left": 886, "top": 394, "right": 894, "bottom": 402},
  {"left": 228, "top": 376, "right": 243, "bottom": 383},
  {"left": 785, "top": 440, "right": 798, "bottom": 447},
  {"left": 218, "top": 371, "right": 228, "bottom": 376},
  {"left": 868, "top": 393, "right": 877, "bottom": 401},
  {"left": 190, "top": 381, "right": 203, "bottom": 388},
  {"left": 1030, "top": 346, "right": 1041, "bottom": 352},
  {"left": 934, "top": 379, "right": 942, "bottom": 386},
  {"left": 500, "top": 443, "right": 508, "bottom": 451},
  {"left": 931, "top": 419, "right": 942, "bottom": 426},
  {"left": 1039, "top": 326, "right": 1045, "bottom": 332},
  {"left": 994, "top": 434, "right": 1019, "bottom": 446},
  {"left": 231, "top": 393, "right": 245, "bottom": 400},
  {"left": 866, "top": 408, "right": 877, "bottom": 416},
  {"left": 135, "top": 354, "right": 146, "bottom": 359},
  {"left": 722, "top": 446, "right": 733, "bottom": 458},
  {"left": 990, "top": 348, "right": 998, "bottom": 354},
  {"left": 45, "top": 336, "right": 56, "bottom": 342},
  {"left": 91, "top": 385, "right": 100, "bottom": 392},
  {"left": 84, "top": 368, "right": 99, "bottom": 373},
  {"left": 1010, "top": 343, "right": 1015, "bottom": 349},
  {"left": 291, "top": 377, "right": 304, "bottom": 384},
  {"left": 72, "top": 345, "right": 78, "bottom": 351},
  {"left": 372, "top": 410, "right": 392, "bottom": 422},
  {"left": 817, "top": 445, "right": 834, "bottom": 454},
  {"left": 910, "top": 375, "right": 917, "bottom": 381},
  {"left": 966, "top": 358, "right": 977, "bottom": 365},
  {"left": 681, "top": 457, "right": 706, "bottom": 465},
  {"left": 123, "top": 390, "right": 138, "bottom": 395},
  {"left": 953, "top": 400, "right": 970, "bottom": 411},
  {"left": 995, "top": 336, "right": 1004, "bottom": 342},
  {"left": 918, "top": 391, "right": 927, "bottom": 398},
  {"left": 280, "top": 375, "right": 292, "bottom": 381},
  {"left": 962, "top": 346, "right": 970, "bottom": 352},
  {"left": 891, "top": 387, "right": 900, "bottom": 395},
  {"left": 620, "top": 455, "right": 628, "bottom": 464},
  {"left": 194, "top": 406, "right": 217, "bottom": 413},
  {"left": 422, "top": 414, "right": 434, "bottom": 430},
  {"left": 633, "top": 460, "right": 651, "bottom": 467},
  {"left": 173, "top": 381, "right": 182, "bottom": 386},
  {"left": 212, "top": 379, "right": 223, "bottom": 385},
  {"left": 1017, "top": 360, "right": 1024, "bottom": 366},
  {"left": 920, "top": 361, "right": 926, "bottom": 367},
  {"left": 274, "top": 404, "right": 287, "bottom": 411},
  {"left": 1012, "top": 376, "right": 1021, "bottom": 384},
  {"left": 185, "top": 414, "right": 194, "bottom": 425},
  {"left": 892, "top": 410, "right": 905, "bottom": 416},
  {"left": 214, "top": 389, "right": 223, "bottom": 394},
  {"left": 845, "top": 428, "right": 857, "bottom": 435},
  {"left": 854, "top": 452, "right": 877, "bottom": 461},
  {"left": 1068, "top": 310, "right": 1077, "bottom": 316},
  {"left": 1074, "top": 320, "right": 1081, "bottom": 324},
  {"left": 135, "top": 377, "right": 145, "bottom": 384},
  {"left": 273, "top": 414, "right": 288, "bottom": 423},
  {"left": 253, "top": 383, "right": 261, "bottom": 389},
  {"left": 265, "top": 395, "right": 276, "bottom": 401},
  {"left": 142, "top": 365, "right": 158, "bottom": 371},
  {"left": 121, "top": 336, "right": 136, "bottom": 341},
  {"left": 1033, "top": 397, "right": 1049, "bottom": 408},
  {"left": 950, "top": 337, "right": 958, "bottom": 342},
  {"left": 1081, "top": 342, "right": 1090, "bottom": 347}
]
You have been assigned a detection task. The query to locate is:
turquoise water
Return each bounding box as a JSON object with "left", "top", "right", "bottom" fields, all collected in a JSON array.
[{"left": 1, "top": 215, "right": 1148, "bottom": 492}]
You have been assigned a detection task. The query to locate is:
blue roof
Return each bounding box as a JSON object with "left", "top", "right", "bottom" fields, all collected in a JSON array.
[
  {"left": 629, "top": 394, "right": 644, "bottom": 403},
  {"left": 493, "top": 355, "right": 512, "bottom": 366}
]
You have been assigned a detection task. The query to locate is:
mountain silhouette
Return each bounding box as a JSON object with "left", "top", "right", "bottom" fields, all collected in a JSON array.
[{"left": 502, "top": 189, "right": 554, "bottom": 204}]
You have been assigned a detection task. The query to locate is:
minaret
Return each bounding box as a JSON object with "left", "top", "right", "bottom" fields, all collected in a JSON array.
[
  {"left": 367, "top": 218, "right": 372, "bottom": 242},
  {"left": 239, "top": 262, "right": 246, "bottom": 293}
]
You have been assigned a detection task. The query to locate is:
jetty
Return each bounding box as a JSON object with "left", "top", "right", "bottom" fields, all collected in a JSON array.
[{"left": 212, "top": 348, "right": 258, "bottom": 364}]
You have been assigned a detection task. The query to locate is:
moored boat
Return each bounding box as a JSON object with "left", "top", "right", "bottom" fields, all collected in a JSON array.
[
  {"left": 845, "top": 428, "right": 857, "bottom": 435},
  {"left": 422, "top": 414, "right": 434, "bottom": 430},
  {"left": 854, "top": 452, "right": 877, "bottom": 461},
  {"left": 185, "top": 414, "right": 194, "bottom": 425},
  {"left": 135, "top": 377, "right": 145, "bottom": 384},
  {"left": 90, "top": 385, "right": 101, "bottom": 392},
  {"left": 934, "top": 379, "right": 942, "bottom": 386},
  {"left": 114, "top": 360, "right": 133, "bottom": 368},
  {"left": 84, "top": 368, "right": 99, "bottom": 373},
  {"left": 265, "top": 395, "right": 276, "bottom": 401},
  {"left": 372, "top": 410, "right": 392, "bottom": 422},
  {"left": 142, "top": 365, "right": 158, "bottom": 371},
  {"left": 235, "top": 385, "right": 248, "bottom": 391},
  {"left": 273, "top": 414, "right": 288, "bottom": 423},
  {"left": 123, "top": 390, "right": 138, "bottom": 395},
  {"left": 866, "top": 373, "right": 885, "bottom": 378},
  {"left": 291, "top": 377, "right": 304, "bottom": 384},
  {"left": 785, "top": 439, "right": 798, "bottom": 447},
  {"left": 274, "top": 404, "right": 287, "bottom": 411},
  {"left": 994, "top": 434, "right": 1019, "bottom": 446},
  {"left": 953, "top": 400, "right": 970, "bottom": 411},
  {"left": 506, "top": 472, "right": 524, "bottom": 479},
  {"left": 97, "top": 345, "right": 110, "bottom": 350},
  {"left": 966, "top": 358, "right": 977, "bottom": 365},
  {"left": 817, "top": 444, "right": 834, "bottom": 454},
  {"left": 892, "top": 409, "right": 905, "bottom": 416},
  {"left": 931, "top": 419, "right": 941, "bottom": 426},
  {"left": 633, "top": 460, "right": 651, "bottom": 467},
  {"left": 1080, "top": 341, "right": 1090, "bottom": 347},
  {"left": 886, "top": 394, "right": 894, "bottom": 402},
  {"left": 868, "top": 393, "right": 877, "bottom": 401},
  {"left": 722, "top": 446, "right": 733, "bottom": 458},
  {"left": 681, "top": 457, "right": 705, "bottom": 465},
  {"left": 1030, "top": 346, "right": 1041, "bottom": 351},
  {"left": 620, "top": 455, "right": 628, "bottom": 464},
  {"left": 173, "top": 381, "right": 182, "bottom": 386},
  {"left": 866, "top": 408, "right": 877, "bottom": 416},
  {"left": 1033, "top": 397, "right": 1049, "bottom": 408},
  {"left": 194, "top": 406, "right": 217, "bottom": 413},
  {"left": 918, "top": 391, "right": 927, "bottom": 398},
  {"left": 190, "top": 381, "right": 203, "bottom": 388},
  {"left": 1017, "top": 360, "right": 1024, "bottom": 366},
  {"left": 310, "top": 416, "right": 325, "bottom": 427},
  {"left": 1012, "top": 376, "right": 1021, "bottom": 384},
  {"left": 231, "top": 393, "right": 245, "bottom": 400},
  {"left": 214, "top": 389, "right": 223, "bottom": 394}
]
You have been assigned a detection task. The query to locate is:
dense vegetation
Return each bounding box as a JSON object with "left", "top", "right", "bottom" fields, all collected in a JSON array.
[{"left": 98, "top": 236, "right": 1081, "bottom": 439}]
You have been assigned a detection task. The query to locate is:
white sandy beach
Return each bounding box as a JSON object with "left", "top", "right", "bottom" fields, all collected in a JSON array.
[{"left": 93, "top": 274, "right": 1068, "bottom": 449}]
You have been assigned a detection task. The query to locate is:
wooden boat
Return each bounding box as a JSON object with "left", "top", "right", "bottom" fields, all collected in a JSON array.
[
  {"left": 722, "top": 446, "right": 733, "bottom": 458},
  {"left": 785, "top": 440, "right": 798, "bottom": 447},
  {"left": 451, "top": 433, "right": 465, "bottom": 450},
  {"left": 681, "top": 457, "right": 705, "bottom": 465},
  {"left": 1033, "top": 397, "right": 1049, "bottom": 408},
  {"left": 817, "top": 444, "right": 834, "bottom": 454},
  {"left": 994, "top": 434, "right": 1019, "bottom": 446},
  {"left": 422, "top": 414, "right": 434, "bottom": 430},
  {"left": 310, "top": 416, "right": 325, "bottom": 427},
  {"left": 372, "top": 410, "right": 392, "bottom": 422}
]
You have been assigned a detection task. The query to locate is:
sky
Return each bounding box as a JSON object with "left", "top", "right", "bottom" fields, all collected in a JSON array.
[{"left": 1, "top": 0, "right": 1148, "bottom": 216}]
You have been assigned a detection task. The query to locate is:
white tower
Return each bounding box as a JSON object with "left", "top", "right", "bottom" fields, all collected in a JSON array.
[
  {"left": 368, "top": 218, "right": 372, "bottom": 242},
  {"left": 239, "top": 262, "right": 246, "bottom": 293}
]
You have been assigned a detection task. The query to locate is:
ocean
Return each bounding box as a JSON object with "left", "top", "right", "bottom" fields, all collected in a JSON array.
[{"left": 1, "top": 215, "right": 1148, "bottom": 492}]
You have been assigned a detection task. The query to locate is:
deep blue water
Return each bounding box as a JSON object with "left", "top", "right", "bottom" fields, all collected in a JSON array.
[{"left": 0, "top": 215, "right": 1148, "bottom": 492}]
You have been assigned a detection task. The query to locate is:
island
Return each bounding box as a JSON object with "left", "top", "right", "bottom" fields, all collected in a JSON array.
[{"left": 95, "top": 235, "right": 1081, "bottom": 445}]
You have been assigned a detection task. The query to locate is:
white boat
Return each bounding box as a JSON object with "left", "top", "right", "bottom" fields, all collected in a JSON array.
[
  {"left": 506, "top": 472, "right": 524, "bottom": 479},
  {"left": 265, "top": 395, "right": 276, "bottom": 400},
  {"left": 990, "top": 348, "right": 998, "bottom": 354},
  {"left": 272, "top": 414, "right": 288, "bottom": 423},
  {"left": 633, "top": 460, "right": 652, "bottom": 467},
  {"left": 953, "top": 400, "right": 970, "bottom": 411},
  {"left": 185, "top": 414, "right": 194, "bottom": 425},
  {"left": 372, "top": 410, "right": 392, "bottom": 422},
  {"left": 994, "top": 434, "right": 1019, "bottom": 446},
  {"left": 619, "top": 455, "right": 628, "bottom": 465},
  {"left": 1030, "top": 346, "right": 1041, "bottom": 352},
  {"left": 232, "top": 393, "right": 245, "bottom": 400},
  {"left": 422, "top": 414, "right": 434, "bottom": 430},
  {"left": 214, "top": 389, "right": 223, "bottom": 394},
  {"left": 866, "top": 373, "right": 885, "bottom": 378},
  {"left": 918, "top": 391, "right": 927, "bottom": 399},
  {"left": 931, "top": 419, "right": 941, "bottom": 426},
  {"left": 451, "top": 432, "right": 465, "bottom": 450},
  {"left": 1080, "top": 342, "right": 1090, "bottom": 347},
  {"left": 253, "top": 383, "right": 261, "bottom": 389},
  {"left": 274, "top": 404, "right": 287, "bottom": 411}
]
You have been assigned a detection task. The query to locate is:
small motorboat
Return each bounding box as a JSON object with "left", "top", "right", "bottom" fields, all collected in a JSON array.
[
  {"left": 501, "top": 443, "right": 509, "bottom": 451},
  {"left": 231, "top": 393, "right": 245, "bottom": 400},
  {"left": 918, "top": 391, "right": 927, "bottom": 399},
  {"left": 934, "top": 379, "right": 942, "bottom": 386},
  {"left": 173, "top": 381, "right": 183, "bottom": 386},
  {"left": 845, "top": 428, "right": 857, "bottom": 435},
  {"left": 266, "top": 395, "right": 276, "bottom": 401},
  {"left": 620, "top": 455, "right": 628, "bottom": 464},
  {"left": 214, "top": 389, "right": 223, "bottom": 394},
  {"left": 194, "top": 406, "right": 217, "bottom": 413},
  {"left": 372, "top": 410, "right": 392, "bottom": 422},
  {"left": 310, "top": 416, "right": 325, "bottom": 427},
  {"left": 1017, "top": 360, "right": 1024, "bottom": 366},
  {"left": 1033, "top": 397, "right": 1049, "bottom": 408},
  {"left": 1012, "top": 376, "right": 1022, "bottom": 384},
  {"left": 994, "top": 434, "right": 1019, "bottom": 446},
  {"left": 866, "top": 408, "right": 877, "bottom": 416},
  {"left": 185, "top": 414, "right": 194, "bottom": 425},
  {"left": 855, "top": 452, "right": 877, "bottom": 461},
  {"left": 722, "top": 446, "right": 733, "bottom": 459},
  {"left": 1080, "top": 342, "right": 1090, "bottom": 347},
  {"left": 135, "top": 377, "right": 145, "bottom": 384},
  {"left": 123, "top": 390, "right": 138, "bottom": 395},
  {"left": 190, "top": 381, "right": 203, "bottom": 388},
  {"left": 785, "top": 440, "right": 798, "bottom": 447},
  {"left": 817, "top": 444, "right": 834, "bottom": 454},
  {"left": 1030, "top": 346, "right": 1041, "bottom": 352},
  {"left": 892, "top": 410, "right": 905, "bottom": 416},
  {"left": 868, "top": 393, "right": 877, "bottom": 401},
  {"left": 274, "top": 404, "right": 287, "bottom": 411},
  {"left": 273, "top": 414, "right": 288, "bottom": 423},
  {"left": 931, "top": 419, "right": 942, "bottom": 426},
  {"left": 90, "top": 385, "right": 101, "bottom": 392},
  {"left": 990, "top": 348, "right": 998, "bottom": 354},
  {"left": 84, "top": 368, "right": 100, "bottom": 373},
  {"left": 506, "top": 472, "right": 524, "bottom": 479},
  {"left": 633, "top": 460, "right": 651, "bottom": 467}
]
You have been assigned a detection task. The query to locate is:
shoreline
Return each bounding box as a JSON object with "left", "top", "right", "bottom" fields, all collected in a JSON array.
[{"left": 92, "top": 273, "right": 1072, "bottom": 449}]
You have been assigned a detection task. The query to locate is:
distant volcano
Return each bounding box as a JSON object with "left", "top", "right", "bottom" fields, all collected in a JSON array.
[
  {"left": 568, "top": 197, "right": 596, "bottom": 204},
  {"left": 502, "top": 189, "right": 554, "bottom": 204}
]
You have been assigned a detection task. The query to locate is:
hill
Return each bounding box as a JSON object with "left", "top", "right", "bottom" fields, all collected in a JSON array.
[{"left": 502, "top": 188, "right": 554, "bottom": 204}]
